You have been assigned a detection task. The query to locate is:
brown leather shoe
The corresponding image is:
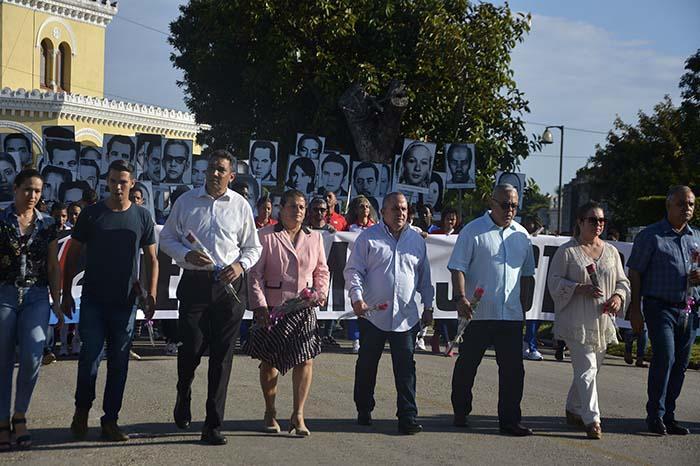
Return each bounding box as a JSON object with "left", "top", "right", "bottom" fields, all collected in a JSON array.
[
  {"left": 70, "top": 408, "right": 90, "bottom": 440},
  {"left": 100, "top": 420, "right": 129, "bottom": 442},
  {"left": 586, "top": 422, "right": 602, "bottom": 439}
]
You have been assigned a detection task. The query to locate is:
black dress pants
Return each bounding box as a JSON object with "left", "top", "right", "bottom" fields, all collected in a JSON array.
[
  {"left": 176, "top": 270, "right": 245, "bottom": 428},
  {"left": 450, "top": 320, "right": 524, "bottom": 427}
]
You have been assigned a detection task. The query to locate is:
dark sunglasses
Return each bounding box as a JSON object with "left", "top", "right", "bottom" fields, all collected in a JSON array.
[
  {"left": 585, "top": 216, "right": 607, "bottom": 225},
  {"left": 492, "top": 198, "right": 518, "bottom": 211}
]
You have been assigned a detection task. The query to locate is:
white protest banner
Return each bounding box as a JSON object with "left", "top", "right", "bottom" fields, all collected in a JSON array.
[{"left": 58, "top": 228, "right": 634, "bottom": 327}]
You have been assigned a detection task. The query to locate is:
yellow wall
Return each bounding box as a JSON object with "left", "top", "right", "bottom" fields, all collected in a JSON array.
[{"left": 0, "top": 2, "right": 105, "bottom": 97}]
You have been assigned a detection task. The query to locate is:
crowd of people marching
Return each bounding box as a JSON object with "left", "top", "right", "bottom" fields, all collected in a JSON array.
[{"left": 0, "top": 150, "right": 698, "bottom": 450}]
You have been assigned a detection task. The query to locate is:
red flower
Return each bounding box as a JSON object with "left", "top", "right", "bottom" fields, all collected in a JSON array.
[
  {"left": 377, "top": 302, "right": 389, "bottom": 310},
  {"left": 474, "top": 287, "right": 485, "bottom": 299}
]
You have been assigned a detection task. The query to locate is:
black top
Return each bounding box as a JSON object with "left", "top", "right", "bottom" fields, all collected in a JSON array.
[
  {"left": 0, "top": 205, "right": 57, "bottom": 286},
  {"left": 71, "top": 201, "right": 155, "bottom": 307}
]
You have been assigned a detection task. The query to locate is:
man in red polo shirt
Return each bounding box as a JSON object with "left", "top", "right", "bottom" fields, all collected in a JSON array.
[{"left": 325, "top": 191, "right": 347, "bottom": 231}]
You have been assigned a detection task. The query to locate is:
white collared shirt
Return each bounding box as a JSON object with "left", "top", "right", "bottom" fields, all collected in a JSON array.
[
  {"left": 344, "top": 221, "right": 434, "bottom": 332},
  {"left": 447, "top": 212, "right": 535, "bottom": 321},
  {"left": 159, "top": 186, "right": 262, "bottom": 271}
]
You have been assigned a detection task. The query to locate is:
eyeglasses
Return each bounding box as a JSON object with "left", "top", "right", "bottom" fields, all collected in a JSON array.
[
  {"left": 492, "top": 199, "right": 518, "bottom": 211},
  {"left": 585, "top": 217, "right": 607, "bottom": 225}
]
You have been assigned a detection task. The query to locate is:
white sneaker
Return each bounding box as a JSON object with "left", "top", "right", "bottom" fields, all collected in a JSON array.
[
  {"left": 129, "top": 350, "right": 142, "bottom": 360},
  {"left": 351, "top": 340, "right": 360, "bottom": 354},
  {"left": 527, "top": 349, "right": 544, "bottom": 361},
  {"left": 165, "top": 342, "right": 178, "bottom": 356},
  {"left": 415, "top": 337, "right": 427, "bottom": 351}
]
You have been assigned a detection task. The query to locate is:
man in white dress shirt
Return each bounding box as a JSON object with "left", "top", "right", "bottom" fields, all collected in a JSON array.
[
  {"left": 160, "top": 150, "right": 262, "bottom": 445},
  {"left": 344, "top": 192, "right": 434, "bottom": 435},
  {"left": 448, "top": 183, "right": 535, "bottom": 436}
]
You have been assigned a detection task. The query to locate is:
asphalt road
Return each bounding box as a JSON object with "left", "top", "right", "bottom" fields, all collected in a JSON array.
[{"left": 4, "top": 342, "right": 699, "bottom": 465}]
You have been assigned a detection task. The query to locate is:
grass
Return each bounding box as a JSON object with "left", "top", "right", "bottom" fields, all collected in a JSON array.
[{"left": 535, "top": 322, "right": 700, "bottom": 369}]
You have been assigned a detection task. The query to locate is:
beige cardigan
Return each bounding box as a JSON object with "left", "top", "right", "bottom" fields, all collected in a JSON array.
[{"left": 548, "top": 239, "right": 631, "bottom": 351}]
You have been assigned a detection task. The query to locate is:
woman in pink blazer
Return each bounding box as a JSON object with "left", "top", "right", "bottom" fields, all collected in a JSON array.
[{"left": 247, "top": 189, "right": 329, "bottom": 437}]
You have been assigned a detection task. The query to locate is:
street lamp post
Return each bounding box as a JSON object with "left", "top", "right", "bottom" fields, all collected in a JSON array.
[{"left": 541, "top": 125, "right": 564, "bottom": 233}]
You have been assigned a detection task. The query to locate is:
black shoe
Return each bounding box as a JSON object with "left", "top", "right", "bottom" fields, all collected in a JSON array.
[
  {"left": 647, "top": 418, "right": 667, "bottom": 435},
  {"left": 555, "top": 347, "right": 564, "bottom": 361},
  {"left": 70, "top": 408, "right": 90, "bottom": 440},
  {"left": 173, "top": 393, "right": 191, "bottom": 429},
  {"left": 499, "top": 423, "right": 533, "bottom": 437},
  {"left": 100, "top": 420, "right": 129, "bottom": 442},
  {"left": 398, "top": 420, "right": 423, "bottom": 435},
  {"left": 664, "top": 420, "right": 689, "bottom": 435},
  {"left": 453, "top": 414, "right": 470, "bottom": 428},
  {"left": 357, "top": 412, "right": 372, "bottom": 426},
  {"left": 624, "top": 351, "right": 633, "bottom": 365},
  {"left": 201, "top": 426, "right": 227, "bottom": 445}
]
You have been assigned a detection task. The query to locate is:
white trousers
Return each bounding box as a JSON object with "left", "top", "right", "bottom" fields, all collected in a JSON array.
[{"left": 566, "top": 341, "right": 605, "bottom": 425}]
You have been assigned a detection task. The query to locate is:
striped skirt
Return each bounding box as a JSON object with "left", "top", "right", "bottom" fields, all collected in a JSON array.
[{"left": 246, "top": 307, "right": 322, "bottom": 375}]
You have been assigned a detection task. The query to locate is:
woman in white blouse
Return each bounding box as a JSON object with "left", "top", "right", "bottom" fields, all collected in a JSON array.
[{"left": 548, "top": 201, "right": 630, "bottom": 440}]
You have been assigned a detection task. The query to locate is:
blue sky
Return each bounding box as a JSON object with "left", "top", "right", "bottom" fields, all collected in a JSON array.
[{"left": 104, "top": 0, "right": 700, "bottom": 195}]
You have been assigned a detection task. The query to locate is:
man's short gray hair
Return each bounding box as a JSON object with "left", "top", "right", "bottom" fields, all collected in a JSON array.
[
  {"left": 492, "top": 183, "right": 517, "bottom": 198},
  {"left": 382, "top": 192, "right": 406, "bottom": 209},
  {"left": 666, "top": 185, "right": 693, "bottom": 203}
]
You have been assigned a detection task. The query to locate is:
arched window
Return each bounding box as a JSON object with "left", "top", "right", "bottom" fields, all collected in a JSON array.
[
  {"left": 40, "top": 39, "right": 53, "bottom": 89},
  {"left": 57, "top": 42, "right": 71, "bottom": 92}
]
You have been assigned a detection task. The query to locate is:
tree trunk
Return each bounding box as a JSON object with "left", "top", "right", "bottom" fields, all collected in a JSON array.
[{"left": 339, "top": 80, "right": 408, "bottom": 164}]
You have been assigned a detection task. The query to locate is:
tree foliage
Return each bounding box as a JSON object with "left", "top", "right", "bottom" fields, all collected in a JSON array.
[
  {"left": 169, "top": 0, "right": 538, "bottom": 194},
  {"left": 578, "top": 49, "right": 700, "bottom": 228}
]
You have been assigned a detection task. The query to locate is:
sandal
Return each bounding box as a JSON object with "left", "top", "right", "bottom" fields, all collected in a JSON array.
[
  {"left": 0, "top": 423, "right": 10, "bottom": 452},
  {"left": 11, "top": 417, "right": 31, "bottom": 450}
]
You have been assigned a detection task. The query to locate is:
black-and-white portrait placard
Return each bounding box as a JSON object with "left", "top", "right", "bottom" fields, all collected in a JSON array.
[
  {"left": 41, "top": 165, "right": 73, "bottom": 204},
  {"left": 317, "top": 152, "right": 350, "bottom": 197},
  {"left": 77, "top": 154, "right": 100, "bottom": 191},
  {"left": 249, "top": 139, "right": 278, "bottom": 185},
  {"left": 136, "top": 134, "right": 163, "bottom": 181},
  {"left": 161, "top": 139, "right": 192, "bottom": 185},
  {"left": 0, "top": 152, "right": 19, "bottom": 202},
  {"left": 285, "top": 155, "right": 317, "bottom": 197},
  {"left": 295, "top": 133, "right": 325, "bottom": 160},
  {"left": 1, "top": 132, "right": 34, "bottom": 168},
  {"left": 419, "top": 171, "right": 445, "bottom": 213},
  {"left": 445, "top": 143, "right": 476, "bottom": 189},
  {"left": 102, "top": 134, "right": 136, "bottom": 177},
  {"left": 396, "top": 139, "right": 436, "bottom": 194},
  {"left": 351, "top": 161, "right": 380, "bottom": 197},
  {"left": 236, "top": 159, "right": 249, "bottom": 175},
  {"left": 45, "top": 139, "right": 80, "bottom": 177},
  {"left": 191, "top": 156, "right": 208, "bottom": 189},
  {"left": 494, "top": 171, "right": 526, "bottom": 208}
]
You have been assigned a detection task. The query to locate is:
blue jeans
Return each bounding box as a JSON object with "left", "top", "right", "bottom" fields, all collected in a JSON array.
[
  {"left": 523, "top": 320, "right": 540, "bottom": 352},
  {"left": 623, "top": 328, "right": 648, "bottom": 359},
  {"left": 0, "top": 284, "right": 50, "bottom": 420},
  {"left": 354, "top": 319, "right": 420, "bottom": 422},
  {"left": 643, "top": 298, "right": 696, "bottom": 423},
  {"left": 74, "top": 297, "right": 136, "bottom": 422}
]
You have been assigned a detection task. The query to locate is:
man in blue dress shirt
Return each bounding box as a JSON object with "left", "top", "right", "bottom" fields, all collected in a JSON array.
[
  {"left": 628, "top": 185, "right": 699, "bottom": 436},
  {"left": 345, "top": 192, "right": 434, "bottom": 435},
  {"left": 448, "top": 183, "right": 536, "bottom": 436}
]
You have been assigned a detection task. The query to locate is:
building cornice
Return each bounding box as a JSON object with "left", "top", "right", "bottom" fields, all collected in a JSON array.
[
  {"left": 0, "top": 87, "right": 210, "bottom": 139},
  {"left": 0, "top": 0, "right": 118, "bottom": 28}
]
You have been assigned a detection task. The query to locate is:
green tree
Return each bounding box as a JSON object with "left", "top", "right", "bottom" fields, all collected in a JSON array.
[
  {"left": 579, "top": 50, "right": 700, "bottom": 228},
  {"left": 170, "top": 0, "right": 538, "bottom": 193}
]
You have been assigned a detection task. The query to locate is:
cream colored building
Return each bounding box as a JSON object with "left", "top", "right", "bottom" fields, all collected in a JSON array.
[{"left": 0, "top": 0, "right": 205, "bottom": 157}]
